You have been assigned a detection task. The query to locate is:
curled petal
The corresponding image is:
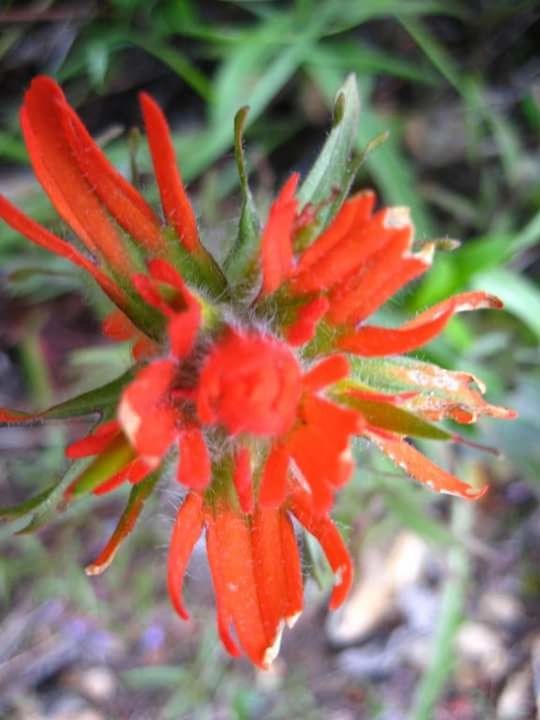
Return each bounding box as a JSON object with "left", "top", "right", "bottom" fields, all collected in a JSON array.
[
  {"left": 289, "top": 490, "right": 353, "bottom": 609},
  {"left": 371, "top": 434, "right": 488, "bottom": 499},
  {"left": 86, "top": 474, "right": 158, "bottom": 576},
  {"left": 340, "top": 291, "right": 504, "bottom": 357},
  {"left": 355, "top": 357, "right": 517, "bottom": 425},
  {"left": 167, "top": 492, "right": 204, "bottom": 620}
]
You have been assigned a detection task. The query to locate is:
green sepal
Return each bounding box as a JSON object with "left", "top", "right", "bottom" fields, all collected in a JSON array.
[
  {"left": 297, "top": 73, "right": 360, "bottom": 228},
  {"left": 223, "top": 106, "right": 262, "bottom": 286},
  {"left": 0, "top": 369, "right": 134, "bottom": 425},
  {"left": 85, "top": 471, "right": 159, "bottom": 575},
  {"left": 164, "top": 228, "right": 228, "bottom": 299},
  {"left": 0, "top": 481, "right": 60, "bottom": 521},
  {"left": 11, "top": 456, "right": 95, "bottom": 534},
  {"left": 340, "top": 391, "right": 452, "bottom": 441},
  {"left": 69, "top": 435, "right": 135, "bottom": 497}
]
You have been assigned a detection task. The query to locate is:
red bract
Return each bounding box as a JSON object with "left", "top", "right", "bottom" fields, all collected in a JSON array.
[{"left": 0, "top": 76, "right": 516, "bottom": 669}]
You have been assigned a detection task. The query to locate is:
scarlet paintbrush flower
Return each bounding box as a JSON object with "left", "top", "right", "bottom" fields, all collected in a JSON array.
[{"left": 0, "top": 76, "right": 516, "bottom": 668}]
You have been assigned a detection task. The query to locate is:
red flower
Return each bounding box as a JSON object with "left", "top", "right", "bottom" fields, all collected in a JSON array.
[
  {"left": 167, "top": 488, "right": 351, "bottom": 669},
  {"left": 0, "top": 76, "right": 516, "bottom": 669}
]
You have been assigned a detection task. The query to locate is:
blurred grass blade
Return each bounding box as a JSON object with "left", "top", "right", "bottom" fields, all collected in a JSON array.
[
  {"left": 410, "top": 500, "right": 472, "bottom": 719},
  {"left": 472, "top": 268, "right": 540, "bottom": 338}
]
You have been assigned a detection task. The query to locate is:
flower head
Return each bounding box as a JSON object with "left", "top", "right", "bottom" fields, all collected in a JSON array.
[{"left": 0, "top": 75, "right": 516, "bottom": 668}]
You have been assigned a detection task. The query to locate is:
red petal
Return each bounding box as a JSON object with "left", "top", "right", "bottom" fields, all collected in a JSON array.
[
  {"left": 177, "top": 428, "right": 211, "bottom": 491},
  {"left": 339, "top": 307, "right": 454, "bottom": 356},
  {"left": 118, "top": 359, "right": 177, "bottom": 461},
  {"left": 402, "top": 291, "right": 503, "bottom": 328},
  {"left": 259, "top": 443, "right": 290, "bottom": 509},
  {"left": 206, "top": 507, "right": 271, "bottom": 668},
  {"left": 340, "top": 291, "right": 504, "bottom": 357},
  {"left": 86, "top": 474, "right": 156, "bottom": 576},
  {"left": 303, "top": 354, "right": 350, "bottom": 392},
  {"left": 294, "top": 191, "right": 375, "bottom": 276},
  {"left": 132, "top": 274, "right": 172, "bottom": 316},
  {"left": 0, "top": 195, "right": 128, "bottom": 310},
  {"left": 287, "top": 426, "right": 335, "bottom": 513},
  {"left": 132, "top": 337, "right": 158, "bottom": 361},
  {"left": 327, "top": 240, "right": 433, "bottom": 325},
  {"left": 284, "top": 296, "right": 329, "bottom": 346},
  {"left": 148, "top": 258, "right": 192, "bottom": 300},
  {"left": 232, "top": 446, "right": 253, "bottom": 513},
  {"left": 126, "top": 457, "right": 153, "bottom": 484},
  {"left": 168, "top": 305, "right": 201, "bottom": 359},
  {"left": 289, "top": 490, "right": 353, "bottom": 609},
  {"left": 66, "top": 420, "right": 121, "bottom": 459},
  {"left": 293, "top": 204, "right": 398, "bottom": 295},
  {"left": 371, "top": 435, "right": 488, "bottom": 499},
  {"left": 204, "top": 514, "right": 242, "bottom": 658},
  {"left": 92, "top": 464, "right": 133, "bottom": 495},
  {"left": 22, "top": 77, "right": 135, "bottom": 275},
  {"left": 58, "top": 96, "right": 164, "bottom": 254},
  {"left": 167, "top": 492, "right": 204, "bottom": 620},
  {"left": 102, "top": 310, "right": 136, "bottom": 341},
  {"left": 260, "top": 173, "right": 299, "bottom": 296},
  {"left": 280, "top": 511, "right": 304, "bottom": 622},
  {"left": 139, "top": 92, "right": 199, "bottom": 252},
  {"left": 251, "top": 507, "right": 303, "bottom": 642}
]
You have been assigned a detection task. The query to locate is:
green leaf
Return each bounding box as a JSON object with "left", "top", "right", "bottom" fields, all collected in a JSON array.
[
  {"left": 344, "top": 394, "right": 452, "bottom": 440},
  {"left": 297, "top": 73, "right": 360, "bottom": 226},
  {"left": 223, "top": 106, "right": 262, "bottom": 284},
  {"left": 0, "top": 369, "right": 134, "bottom": 425},
  {"left": 13, "top": 456, "right": 95, "bottom": 534},
  {"left": 0, "top": 482, "right": 60, "bottom": 521},
  {"left": 70, "top": 436, "right": 134, "bottom": 497}
]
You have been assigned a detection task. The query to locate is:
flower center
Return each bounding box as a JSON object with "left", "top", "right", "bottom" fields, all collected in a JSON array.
[{"left": 196, "top": 329, "right": 302, "bottom": 437}]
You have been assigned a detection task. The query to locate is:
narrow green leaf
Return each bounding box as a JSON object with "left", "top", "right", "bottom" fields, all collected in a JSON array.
[
  {"left": 297, "top": 73, "right": 360, "bottom": 226},
  {"left": 14, "top": 456, "right": 95, "bottom": 534},
  {"left": 0, "top": 482, "right": 59, "bottom": 521},
  {"left": 223, "top": 106, "right": 262, "bottom": 283},
  {"left": 0, "top": 369, "right": 134, "bottom": 425},
  {"left": 70, "top": 436, "right": 134, "bottom": 497},
  {"left": 342, "top": 394, "right": 452, "bottom": 441}
]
